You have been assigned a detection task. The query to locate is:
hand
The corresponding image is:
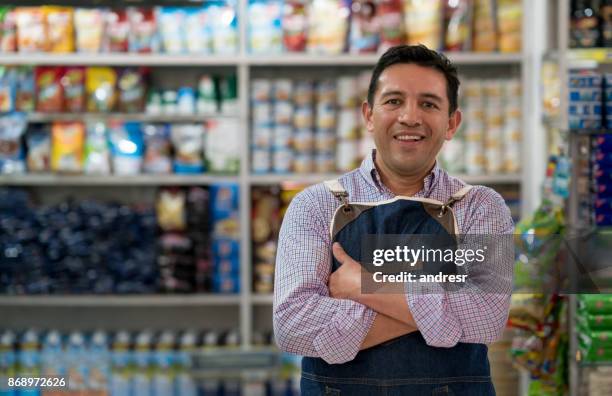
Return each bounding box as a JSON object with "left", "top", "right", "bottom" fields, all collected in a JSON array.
[{"left": 328, "top": 242, "right": 362, "bottom": 300}]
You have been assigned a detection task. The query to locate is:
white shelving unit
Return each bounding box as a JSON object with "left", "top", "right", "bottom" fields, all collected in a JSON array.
[{"left": 0, "top": 0, "right": 543, "bottom": 356}]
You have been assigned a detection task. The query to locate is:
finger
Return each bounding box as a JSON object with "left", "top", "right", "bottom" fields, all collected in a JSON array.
[{"left": 332, "top": 242, "right": 351, "bottom": 265}]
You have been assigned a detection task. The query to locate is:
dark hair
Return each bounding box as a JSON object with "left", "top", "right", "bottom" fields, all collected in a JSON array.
[{"left": 367, "top": 45, "right": 460, "bottom": 114}]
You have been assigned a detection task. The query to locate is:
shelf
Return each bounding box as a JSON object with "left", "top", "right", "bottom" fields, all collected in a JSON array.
[
  {"left": 0, "top": 52, "right": 523, "bottom": 67},
  {"left": 251, "top": 294, "right": 274, "bottom": 305},
  {"left": 27, "top": 113, "right": 235, "bottom": 123},
  {"left": 0, "top": 174, "right": 239, "bottom": 186},
  {"left": 0, "top": 294, "right": 242, "bottom": 307},
  {"left": 250, "top": 173, "right": 522, "bottom": 186},
  {"left": 0, "top": 53, "right": 243, "bottom": 66}
]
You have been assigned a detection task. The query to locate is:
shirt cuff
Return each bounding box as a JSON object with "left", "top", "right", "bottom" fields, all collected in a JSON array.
[
  {"left": 406, "top": 282, "right": 462, "bottom": 348},
  {"left": 312, "top": 300, "right": 376, "bottom": 364}
]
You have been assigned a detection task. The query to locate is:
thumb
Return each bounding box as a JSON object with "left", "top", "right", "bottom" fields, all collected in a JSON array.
[{"left": 332, "top": 242, "right": 351, "bottom": 265}]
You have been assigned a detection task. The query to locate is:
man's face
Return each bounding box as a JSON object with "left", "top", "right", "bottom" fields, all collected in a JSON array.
[{"left": 362, "top": 63, "right": 461, "bottom": 178}]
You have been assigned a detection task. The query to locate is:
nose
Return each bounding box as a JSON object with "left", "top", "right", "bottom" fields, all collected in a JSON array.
[{"left": 397, "top": 100, "right": 422, "bottom": 127}]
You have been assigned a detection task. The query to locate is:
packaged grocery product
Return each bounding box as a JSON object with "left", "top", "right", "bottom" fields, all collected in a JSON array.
[
  {"left": 177, "top": 87, "right": 196, "bottom": 115},
  {"left": 66, "top": 332, "right": 88, "bottom": 390},
  {"left": 274, "top": 100, "right": 293, "bottom": 125},
  {"left": 210, "top": 183, "right": 240, "bottom": 238},
  {"left": 307, "top": 0, "right": 350, "bottom": 54},
  {"left": 293, "top": 105, "right": 314, "bottom": 129},
  {"left": 128, "top": 7, "right": 159, "bottom": 53},
  {"left": 0, "top": 8, "right": 17, "bottom": 52},
  {"left": 157, "top": 188, "right": 187, "bottom": 232},
  {"left": 84, "top": 120, "right": 111, "bottom": 175},
  {"left": 251, "top": 78, "right": 272, "bottom": 102},
  {"left": 185, "top": 7, "right": 212, "bottom": 54},
  {"left": 472, "top": 0, "right": 497, "bottom": 52},
  {"left": 158, "top": 7, "right": 186, "bottom": 53},
  {"left": 61, "top": 66, "right": 85, "bottom": 112},
  {"left": 118, "top": 67, "right": 147, "bottom": 113},
  {"left": 403, "top": 0, "right": 442, "bottom": 49},
  {"left": 208, "top": 2, "right": 239, "bottom": 54},
  {"left": 293, "top": 129, "right": 313, "bottom": 152},
  {"left": 252, "top": 148, "right": 271, "bottom": 173},
  {"left": 110, "top": 331, "right": 132, "bottom": 396},
  {"left": 86, "top": 67, "right": 117, "bottom": 112},
  {"left": 337, "top": 76, "right": 359, "bottom": 108},
  {"left": 439, "top": 137, "right": 465, "bottom": 174},
  {"left": 51, "top": 121, "right": 85, "bottom": 173},
  {"left": 15, "top": 7, "right": 47, "bottom": 52},
  {"left": 314, "top": 129, "right": 336, "bottom": 151},
  {"left": 104, "top": 9, "right": 130, "bottom": 52},
  {"left": 248, "top": 0, "right": 283, "bottom": 54},
  {"left": 316, "top": 79, "right": 337, "bottom": 104},
  {"left": 337, "top": 109, "right": 360, "bottom": 139},
  {"left": 273, "top": 125, "right": 293, "bottom": 148},
  {"left": 88, "top": 331, "right": 111, "bottom": 392},
  {"left": 282, "top": 1, "right": 307, "bottom": 52},
  {"left": 41, "top": 330, "right": 63, "bottom": 376},
  {"left": 377, "top": 0, "right": 404, "bottom": 52},
  {"left": 206, "top": 118, "right": 240, "bottom": 174},
  {"left": 26, "top": 124, "right": 51, "bottom": 172},
  {"left": 142, "top": 123, "right": 172, "bottom": 174},
  {"left": 294, "top": 153, "right": 314, "bottom": 173},
  {"left": 273, "top": 78, "right": 293, "bottom": 101},
  {"left": 171, "top": 123, "right": 205, "bottom": 174},
  {"left": 36, "top": 66, "right": 63, "bottom": 112},
  {"left": 497, "top": 0, "right": 521, "bottom": 52},
  {"left": 197, "top": 74, "right": 218, "bottom": 114},
  {"left": 152, "top": 332, "right": 176, "bottom": 396},
  {"left": 218, "top": 74, "right": 238, "bottom": 115},
  {"left": 253, "top": 124, "right": 273, "bottom": 148},
  {"left": 316, "top": 102, "right": 337, "bottom": 129},
  {"left": 43, "top": 6, "right": 74, "bottom": 53},
  {"left": 108, "top": 121, "right": 144, "bottom": 175},
  {"left": 349, "top": 0, "right": 379, "bottom": 54},
  {"left": 0, "top": 113, "right": 27, "bottom": 174},
  {"left": 336, "top": 139, "right": 360, "bottom": 172},
  {"left": 74, "top": 8, "right": 104, "bottom": 53},
  {"left": 444, "top": 0, "right": 472, "bottom": 51},
  {"left": 315, "top": 151, "right": 336, "bottom": 173},
  {"left": 162, "top": 89, "right": 178, "bottom": 114},
  {"left": 294, "top": 80, "right": 314, "bottom": 105},
  {"left": 253, "top": 101, "right": 273, "bottom": 125},
  {"left": 17, "top": 330, "right": 40, "bottom": 381},
  {"left": 0, "top": 66, "right": 16, "bottom": 112},
  {"left": 273, "top": 147, "right": 293, "bottom": 173},
  {"left": 14, "top": 67, "right": 34, "bottom": 112}
]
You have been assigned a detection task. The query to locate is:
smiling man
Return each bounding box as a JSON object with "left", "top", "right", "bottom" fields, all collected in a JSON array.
[{"left": 273, "top": 45, "right": 513, "bottom": 395}]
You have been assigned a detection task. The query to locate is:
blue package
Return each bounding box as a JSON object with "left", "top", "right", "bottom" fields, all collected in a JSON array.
[
  {"left": 212, "top": 238, "right": 240, "bottom": 260},
  {"left": 593, "top": 151, "right": 612, "bottom": 166},
  {"left": 0, "top": 67, "right": 17, "bottom": 113},
  {"left": 215, "top": 257, "right": 240, "bottom": 276},
  {"left": 570, "top": 88, "right": 602, "bottom": 102},
  {"left": 210, "top": 183, "right": 240, "bottom": 238},
  {"left": 594, "top": 183, "right": 612, "bottom": 198},
  {"left": 595, "top": 213, "right": 612, "bottom": 226},
  {"left": 170, "top": 124, "right": 205, "bottom": 174},
  {"left": 109, "top": 121, "right": 144, "bottom": 175},
  {"left": 569, "top": 116, "right": 601, "bottom": 130},
  {"left": 248, "top": 0, "right": 283, "bottom": 54},
  {"left": 213, "top": 273, "right": 240, "bottom": 293},
  {"left": 0, "top": 113, "right": 27, "bottom": 174},
  {"left": 594, "top": 198, "right": 612, "bottom": 216},
  {"left": 568, "top": 102, "right": 602, "bottom": 116},
  {"left": 569, "top": 72, "right": 602, "bottom": 88},
  {"left": 593, "top": 134, "right": 612, "bottom": 151}
]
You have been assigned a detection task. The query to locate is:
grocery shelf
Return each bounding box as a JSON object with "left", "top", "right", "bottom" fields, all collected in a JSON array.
[
  {"left": 251, "top": 294, "right": 274, "bottom": 305},
  {"left": 27, "top": 112, "right": 234, "bottom": 123},
  {"left": 0, "top": 53, "right": 243, "bottom": 66},
  {"left": 0, "top": 174, "right": 239, "bottom": 186},
  {"left": 250, "top": 173, "right": 522, "bottom": 186},
  {"left": 0, "top": 294, "right": 241, "bottom": 307}
]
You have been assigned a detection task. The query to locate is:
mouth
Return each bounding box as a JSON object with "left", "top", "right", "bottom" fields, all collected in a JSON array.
[{"left": 393, "top": 133, "right": 426, "bottom": 144}]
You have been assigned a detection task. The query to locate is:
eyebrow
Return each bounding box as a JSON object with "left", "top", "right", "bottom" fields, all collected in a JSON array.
[{"left": 379, "top": 90, "right": 444, "bottom": 104}]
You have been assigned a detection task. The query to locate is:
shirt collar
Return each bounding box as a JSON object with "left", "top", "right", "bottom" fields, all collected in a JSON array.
[{"left": 358, "top": 149, "right": 440, "bottom": 197}]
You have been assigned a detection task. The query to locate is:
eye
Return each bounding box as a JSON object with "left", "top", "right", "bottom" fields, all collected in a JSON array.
[
  {"left": 422, "top": 101, "right": 439, "bottom": 109},
  {"left": 384, "top": 98, "right": 402, "bottom": 106}
]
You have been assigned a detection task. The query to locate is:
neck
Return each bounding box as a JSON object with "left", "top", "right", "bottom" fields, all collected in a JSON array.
[{"left": 374, "top": 156, "right": 434, "bottom": 196}]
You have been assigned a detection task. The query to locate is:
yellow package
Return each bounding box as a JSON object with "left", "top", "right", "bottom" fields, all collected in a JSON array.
[
  {"left": 42, "top": 6, "right": 74, "bottom": 53},
  {"left": 472, "top": 0, "right": 497, "bottom": 52},
  {"left": 15, "top": 7, "right": 47, "bottom": 52},
  {"left": 497, "top": 0, "right": 522, "bottom": 53},
  {"left": 86, "top": 67, "right": 117, "bottom": 112},
  {"left": 51, "top": 121, "right": 85, "bottom": 173},
  {"left": 74, "top": 8, "right": 104, "bottom": 52},
  {"left": 403, "top": 0, "right": 442, "bottom": 50}
]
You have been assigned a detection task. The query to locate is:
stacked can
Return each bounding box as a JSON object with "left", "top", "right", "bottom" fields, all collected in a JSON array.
[
  {"left": 336, "top": 76, "right": 362, "bottom": 172},
  {"left": 440, "top": 88, "right": 466, "bottom": 174},
  {"left": 251, "top": 79, "right": 274, "bottom": 173},
  {"left": 568, "top": 71, "right": 602, "bottom": 130},
  {"left": 463, "top": 79, "right": 486, "bottom": 175},
  {"left": 357, "top": 70, "right": 376, "bottom": 160},
  {"left": 483, "top": 80, "right": 505, "bottom": 174},
  {"left": 314, "top": 80, "right": 337, "bottom": 173},
  {"left": 293, "top": 80, "right": 315, "bottom": 173},
  {"left": 503, "top": 79, "right": 522, "bottom": 173},
  {"left": 272, "top": 79, "right": 294, "bottom": 173}
]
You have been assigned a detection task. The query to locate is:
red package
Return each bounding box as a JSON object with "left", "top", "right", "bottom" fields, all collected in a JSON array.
[
  {"left": 61, "top": 67, "right": 85, "bottom": 112},
  {"left": 283, "top": 1, "right": 307, "bottom": 52},
  {"left": 128, "top": 7, "right": 158, "bottom": 53},
  {"left": 0, "top": 8, "right": 17, "bottom": 52},
  {"left": 36, "top": 66, "right": 64, "bottom": 112},
  {"left": 104, "top": 9, "right": 130, "bottom": 52},
  {"left": 377, "top": 0, "right": 405, "bottom": 52}
]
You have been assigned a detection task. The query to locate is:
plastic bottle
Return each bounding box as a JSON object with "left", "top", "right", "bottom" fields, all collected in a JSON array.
[
  {"left": 175, "top": 331, "right": 197, "bottom": 396},
  {"left": 0, "top": 331, "right": 16, "bottom": 396},
  {"left": 88, "top": 330, "right": 111, "bottom": 392},
  {"left": 152, "top": 331, "right": 175, "bottom": 396},
  {"left": 110, "top": 331, "right": 133, "bottom": 396},
  {"left": 41, "top": 330, "right": 64, "bottom": 377},
  {"left": 16, "top": 329, "right": 40, "bottom": 396},
  {"left": 132, "top": 331, "right": 153, "bottom": 396}
]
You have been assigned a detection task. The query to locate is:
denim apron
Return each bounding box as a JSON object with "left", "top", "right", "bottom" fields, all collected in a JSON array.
[{"left": 300, "top": 180, "right": 495, "bottom": 396}]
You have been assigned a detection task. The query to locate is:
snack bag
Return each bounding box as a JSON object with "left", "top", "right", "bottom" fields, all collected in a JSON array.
[
  {"left": 403, "top": 0, "right": 442, "bottom": 50},
  {"left": 86, "top": 67, "right": 117, "bottom": 112},
  {"left": 206, "top": 1, "right": 238, "bottom": 54},
  {"left": 128, "top": 7, "right": 159, "bottom": 53},
  {"left": 349, "top": 0, "right": 379, "bottom": 54},
  {"left": 157, "top": 7, "right": 186, "bottom": 53},
  {"left": 377, "top": 0, "right": 404, "bottom": 52},
  {"left": 36, "top": 66, "right": 64, "bottom": 112},
  {"left": 143, "top": 123, "right": 172, "bottom": 174},
  {"left": 109, "top": 121, "right": 144, "bottom": 175},
  {"left": 0, "top": 66, "right": 17, "bottom": 112},
  {"left": 248, "top": 0, "right": 283, "bottom": 54},
  {"left": 472, "top": 0, "right": 497, "bottom": 52},
  {"left": 75, "top": 8, "right": 105, "bottom": 53},
  {"left": 444, "top": 0, "right": 473, "bottom": 51},
  {"left": 0, "top": 7, "right": 17, "bottom": 52},
  {"left": 43, "top": 6, "right": 74, "bottom": 53},
  {"left": 282, "top": 1, "right": 307, "bottom": 52},
  {"left": 26, "top": 124, "right": 51, "bottom": 172},
  {"left": 496, "top": 0, "right": 521, "bottom": 52},
  {"left": 15, "top": 7, "right": 47, "bottom": 52},
  {"left": 307, "top": 0, "right": 350, "bottom": 54},
  {"left": 171, "top": 123, "right": 205, "bottom": 174},
  {"left": 205, "top": 118, "right": 239, "bottom": 174},
  {"left": 84, "top": 120, "right": 111, "bottom": 175},
  {"left": 104, "top": 9, "right": 130, "bottom": 52},
  {"left": 62, "top": 67, "right": 85, "bottom": 112},
  {"left": 51, "top": 121, "right": 85, "bottom": 173},
  {"left": 118, "top": 67, "right": 147, "bottom": 113},
  {"left": 0, "top": 113, "right": 27, "bottom": 174},
  {"left": 15, "top": 66, "right": 35, "bottom": 112},
  {"left": 185, "top": 7, "right": 212, "bottom": 54},
  {"left": 157, "top": 188, "right": 187, "bottom": 232}
]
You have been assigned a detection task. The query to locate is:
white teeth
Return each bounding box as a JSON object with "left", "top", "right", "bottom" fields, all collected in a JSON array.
[{"left": 395, "top": 135, "right": 423, "bottom": 141}]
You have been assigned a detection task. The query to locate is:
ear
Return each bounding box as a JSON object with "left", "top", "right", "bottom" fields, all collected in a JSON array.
[
  {"left": 445, "top": 109, "right": 462, "bottom": 140},
  {"left": 361, "top": 100, "right": 374, "bottom": 134}
]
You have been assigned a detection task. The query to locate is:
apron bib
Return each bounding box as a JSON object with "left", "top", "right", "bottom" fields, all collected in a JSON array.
[{"left": 300, "top": 180, "right": 495, "bottom": 396}]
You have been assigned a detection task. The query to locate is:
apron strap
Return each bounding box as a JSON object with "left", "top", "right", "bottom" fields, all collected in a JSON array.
[
  {"left": 439, "top": 184, "right": 473, "bottom": 217},
  {"left": 324, "top": 179, "right": 350, "bottom": 208}
]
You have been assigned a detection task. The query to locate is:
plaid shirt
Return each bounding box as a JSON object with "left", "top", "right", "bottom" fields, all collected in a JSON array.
[{"left": 273, "top": 150, "right": 514, "bottom": 364}]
